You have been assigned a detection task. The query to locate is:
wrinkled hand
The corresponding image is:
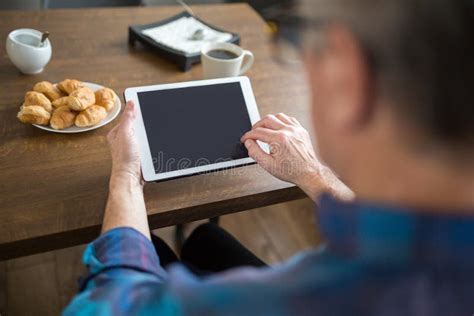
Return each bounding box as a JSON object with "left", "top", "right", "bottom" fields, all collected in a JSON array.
[
  {"left": 107, "top": 101, "right": 142, "bottom": 184},
  {"left": 241, "top": 113, "right": 321, "bottom": 187},
  {"left": 241, "top": 113, "right": 354, "bottom": 201}
]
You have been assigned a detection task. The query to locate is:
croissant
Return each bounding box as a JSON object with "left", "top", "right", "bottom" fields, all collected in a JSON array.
[
  {"left": 68, "top": 87, "right": 95, "bottom": 111},
  {"left": 33, "top": 81, "right": 64, "bottom": 101},
  {"left": 57, "top": 79, "right": 84, "bottom": 95},
  {"left": 95, "top": 87, "right": 116, "bottom": 112},
  {"left": 50, "top": 106, "right": 77, "bottom": 130},
  {"left": 52, "top": 96, "right": 69, "bottom": 108},
  {"left": 75, "top": 105, "right": 107, "bottom": 127},
  {"left": 23, "top": 91, "right": 53, "bottom": 113},
  {"left": 17, "top": 105, "right": 51, "bottom": 125}
]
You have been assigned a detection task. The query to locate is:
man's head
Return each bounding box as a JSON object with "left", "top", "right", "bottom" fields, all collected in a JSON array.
[{"left": 300, "top": 0, "right": 474, "bottom": 181}]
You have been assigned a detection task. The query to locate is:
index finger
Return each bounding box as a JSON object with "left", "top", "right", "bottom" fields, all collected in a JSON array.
[
  {"left": 241, "top": 127, "right": 279, "bottom": 143},
  {"left": 252, "top": 114, "right": 286, "bottom": 131}
]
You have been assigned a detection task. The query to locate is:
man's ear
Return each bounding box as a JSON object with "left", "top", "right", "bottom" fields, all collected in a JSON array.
[{"left": 321, "top": 25, "right": 373, "bottom": 131}]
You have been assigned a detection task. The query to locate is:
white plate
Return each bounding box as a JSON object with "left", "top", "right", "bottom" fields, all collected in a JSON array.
[{"left": 33, "top": 82, "right": 122, "bottom": 133}]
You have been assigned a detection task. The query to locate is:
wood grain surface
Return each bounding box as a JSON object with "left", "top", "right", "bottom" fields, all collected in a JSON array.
[{"left": 0, "top": 4, "right": 310, "bottom": 260}]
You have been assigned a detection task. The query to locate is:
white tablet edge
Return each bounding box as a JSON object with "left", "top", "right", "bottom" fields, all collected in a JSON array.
[{"left": 124, "top": 76, "right": 269, "bottom": 182}]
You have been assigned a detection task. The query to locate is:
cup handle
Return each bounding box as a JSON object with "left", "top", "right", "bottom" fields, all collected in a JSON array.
[{"left": 239, "top": 50, "right": 254, "bottom": 75}]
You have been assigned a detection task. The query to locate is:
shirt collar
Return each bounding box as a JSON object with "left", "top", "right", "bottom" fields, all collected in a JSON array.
[{"left": 318, "top": 194, "right": 474, "bottom": 268}]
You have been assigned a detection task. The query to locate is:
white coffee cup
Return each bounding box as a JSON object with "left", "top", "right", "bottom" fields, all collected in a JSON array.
[
  {"left": 201, "top": 42, "right": 254, "bottom": 79},
  {"left": 6, "top": 28, "right": 52, "bottom": 74}
]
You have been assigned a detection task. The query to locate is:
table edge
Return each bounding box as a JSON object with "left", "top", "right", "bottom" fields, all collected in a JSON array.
[{"left": 0, "top": 186, "right": 306, "bottom": 261}]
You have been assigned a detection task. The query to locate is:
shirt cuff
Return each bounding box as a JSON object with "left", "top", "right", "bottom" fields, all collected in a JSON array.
[{"left": 83, "top": 227, "right": 165, "bottom": 278}]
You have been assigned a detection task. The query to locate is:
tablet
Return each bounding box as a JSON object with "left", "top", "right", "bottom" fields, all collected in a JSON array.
[{"left": 124, "top": 76, "right": 267, "bottom": 182}]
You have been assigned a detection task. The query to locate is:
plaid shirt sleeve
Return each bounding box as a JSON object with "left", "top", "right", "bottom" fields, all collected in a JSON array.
[
  {"left": 63, "top": 227, "right": 319, "bottom": 316},
  {"left": 81, "top": 227, "right": 166, "bottom": 279},
  {"left": 63, "top": 227, "right": 172, "bottom": 315}
]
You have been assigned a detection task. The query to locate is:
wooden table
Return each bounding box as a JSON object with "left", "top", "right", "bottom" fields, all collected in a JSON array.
[{"left": 0, "top": 4, "right": 310, "bottom": 260}]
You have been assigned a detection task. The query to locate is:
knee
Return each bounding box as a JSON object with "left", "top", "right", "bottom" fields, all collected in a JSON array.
[{"left": 189, "top": 222, "right": 220, "bottom": 240}]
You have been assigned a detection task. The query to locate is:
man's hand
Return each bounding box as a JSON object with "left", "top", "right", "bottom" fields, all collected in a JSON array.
[
  {"left": 102, "top": 100, "right": 150, "bottom": 239},
  {"left": 241, "top": 113, "right": 354, "bottom": 201},
  {"left": 241, "top": 113, "right": 320, "bottom": 186},
  {"left": 107, "top": 101, "right": 142, "bottom": 185}
]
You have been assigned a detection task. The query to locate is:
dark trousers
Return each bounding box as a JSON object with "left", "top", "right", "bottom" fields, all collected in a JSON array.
[{"left": 151, "top": 223, "right": 266, "bottom": 275}]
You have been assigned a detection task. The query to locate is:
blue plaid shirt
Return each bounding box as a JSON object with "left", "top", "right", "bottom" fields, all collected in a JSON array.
[{"left": 64, "top": 195, "right": 474, "bottom": 315}]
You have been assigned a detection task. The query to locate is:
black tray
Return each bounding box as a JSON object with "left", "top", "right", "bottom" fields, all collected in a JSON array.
[{"left": 129, "top": 11, "right": 240, "bottom": 72}]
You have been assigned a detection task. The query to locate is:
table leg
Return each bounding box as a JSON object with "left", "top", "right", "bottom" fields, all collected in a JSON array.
[{"left": 174, "top": 224, "right": 185, "bottom": 249}]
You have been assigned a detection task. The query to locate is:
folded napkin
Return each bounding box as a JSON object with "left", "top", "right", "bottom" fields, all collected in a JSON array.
[{"left": 141, "top": 16, "right": 232, "bottom": 55}]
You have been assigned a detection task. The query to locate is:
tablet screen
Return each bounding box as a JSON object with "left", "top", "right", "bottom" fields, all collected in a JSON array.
[{"left": 138, "top": 82, "right": 252, "bottom": 174}]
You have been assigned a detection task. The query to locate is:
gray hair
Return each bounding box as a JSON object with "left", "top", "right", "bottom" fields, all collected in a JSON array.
[{"left": 302, "top": 0, "right": 474, "bottom": 147}]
